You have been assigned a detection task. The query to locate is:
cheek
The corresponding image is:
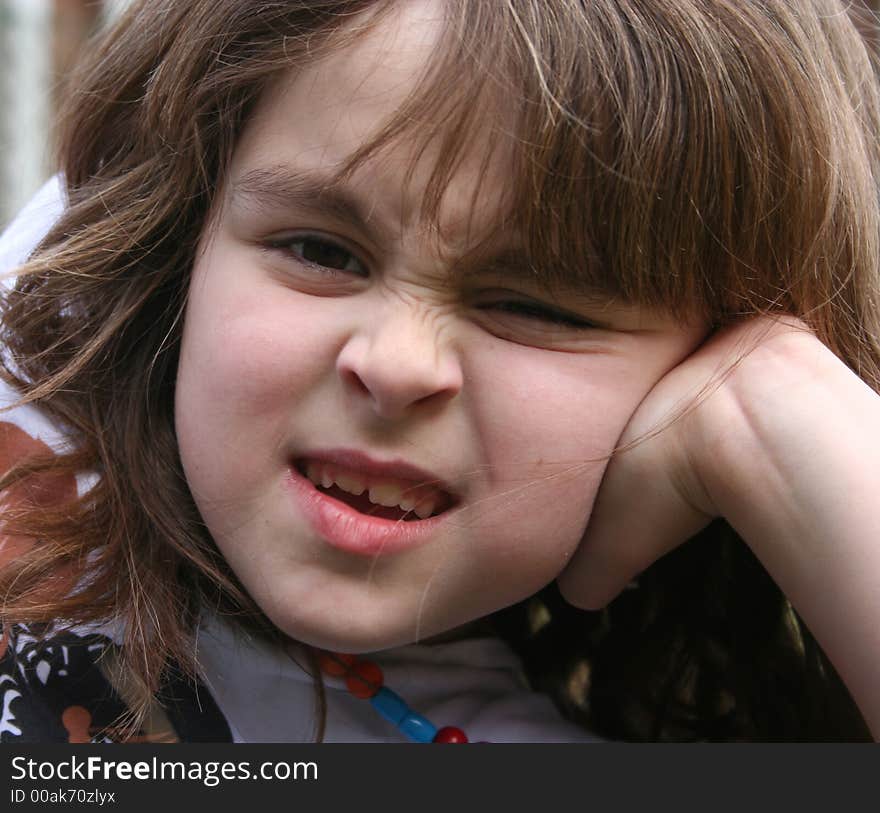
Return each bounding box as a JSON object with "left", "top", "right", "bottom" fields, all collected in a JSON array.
[
  {"left": 177, "top": 296, "right": 325, "bottom": 419},
  {"left": 174, "top": 253, "right": 340, "bottom": 500},
  {"left": 471, "top": 346, "right": 656, "bottom": 467},
  {"left": 175, "top": 239, "right": 361, "bottom": 439},
  {"left": 462, "top": 347, "right": 668, "bottom": 559}
]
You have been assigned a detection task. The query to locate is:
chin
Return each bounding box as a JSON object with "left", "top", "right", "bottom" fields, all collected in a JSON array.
[
  {"left": 259, "top": 601, "right": 452, "bottom": 654},
  {"left": 270, "top": 600, "right": 492, "bottom": 655},
  {"left": 282, "top": 624, "right": 428, "bottom": 655}
]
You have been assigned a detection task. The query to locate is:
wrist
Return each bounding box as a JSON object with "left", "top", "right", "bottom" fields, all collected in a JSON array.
[{"left": 689, "top": 323, "right": 849, "bottom": 539}]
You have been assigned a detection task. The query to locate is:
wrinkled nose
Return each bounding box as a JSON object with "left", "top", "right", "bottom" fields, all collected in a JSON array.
[{"left": 336, "top": 308, "right": 463, "bottom": 419}]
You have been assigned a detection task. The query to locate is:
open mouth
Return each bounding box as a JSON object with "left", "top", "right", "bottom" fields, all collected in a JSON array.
[{"left": 294, "top": 458, "right": 456, "bottom": 522}]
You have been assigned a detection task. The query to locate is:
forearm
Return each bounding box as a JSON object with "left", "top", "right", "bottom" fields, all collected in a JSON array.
[{"left": 704, "top": 337, "right": 880, "bottom": 738}]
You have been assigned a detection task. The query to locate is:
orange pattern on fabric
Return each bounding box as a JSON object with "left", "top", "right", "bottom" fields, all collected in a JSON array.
[
  {"left": 0, "top": 420, "right": 78, "bottom": 569},
  {"left": 61, "top": 705, "right": 93, "bottom": 743}
]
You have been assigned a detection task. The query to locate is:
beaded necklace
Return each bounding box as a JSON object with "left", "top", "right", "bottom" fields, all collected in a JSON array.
[{"left": 317, "top": 650, "right": 473, "bottom": 743}]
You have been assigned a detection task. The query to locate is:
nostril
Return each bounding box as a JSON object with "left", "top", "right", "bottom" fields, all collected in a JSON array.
[{"left": 340, "top": 367, "right": 371, "bottom": 397}]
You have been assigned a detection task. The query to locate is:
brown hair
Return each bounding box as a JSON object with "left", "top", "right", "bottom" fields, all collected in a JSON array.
[{"left": 1, "top": 0, "right": 877, "bottom": 740}]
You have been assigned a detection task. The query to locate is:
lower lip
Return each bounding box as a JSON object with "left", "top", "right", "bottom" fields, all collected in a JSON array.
[{"left": 285, "top": 467, "right": 450, "bottom": 557}]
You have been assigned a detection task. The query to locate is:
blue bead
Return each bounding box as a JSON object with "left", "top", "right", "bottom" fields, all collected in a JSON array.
[
  {"left": 370, "top": 687, "right": 409, "bottom": 725},
  {"left": 399, "top": 713, "right": 438, "bottom": 743}
]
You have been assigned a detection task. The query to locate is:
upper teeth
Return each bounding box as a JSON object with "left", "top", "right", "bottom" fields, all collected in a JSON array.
[{"left": 304, "top": 461, "right": 443, "bottom": 519}]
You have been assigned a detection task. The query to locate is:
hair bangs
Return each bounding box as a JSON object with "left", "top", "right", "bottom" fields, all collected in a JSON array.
[
  {"left": 325, "top": 0, "right": 804, "bottom": 319},
  {"left": 350, "top": 0, "right": 880, "bottom": 333},
  {"left": 327, "top": 0, "right": 521, "bottom": 259}
]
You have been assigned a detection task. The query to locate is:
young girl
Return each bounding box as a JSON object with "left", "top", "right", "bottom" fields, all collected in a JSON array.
[{"left": 1, "top": 0, "right": 878, "bottom": 743}]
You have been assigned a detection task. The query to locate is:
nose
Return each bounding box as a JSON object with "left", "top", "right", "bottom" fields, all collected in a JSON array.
[{"left": 336, "top": 306, "right": 463, "bottom": 419}]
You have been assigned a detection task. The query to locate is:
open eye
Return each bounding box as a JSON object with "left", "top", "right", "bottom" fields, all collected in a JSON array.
[{"left": 267, "top": 234, "right": 368, "bottom": 276}]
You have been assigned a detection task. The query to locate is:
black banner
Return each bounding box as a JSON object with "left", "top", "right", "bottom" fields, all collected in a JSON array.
[{"left": 0, "top": 744, "right": 876, "bottom": 810}]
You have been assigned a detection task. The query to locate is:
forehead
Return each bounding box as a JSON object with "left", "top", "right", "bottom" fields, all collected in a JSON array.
[
  {"left": 228, "top": 0, "right": 513, "bottom": 251},
  {"left": 238, "top": 1, "right": 442, "bottom": 157}
]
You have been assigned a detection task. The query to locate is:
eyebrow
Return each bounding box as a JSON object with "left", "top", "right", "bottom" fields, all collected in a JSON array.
[
  {"left": 229, "top": 163, "right": 516, "bottom": 270},
  {"left": 230, "top": 165, "right": 376, "bottom": 234},
  {"left": 228, "top": 164, "right": 608, "bottom": 299}
]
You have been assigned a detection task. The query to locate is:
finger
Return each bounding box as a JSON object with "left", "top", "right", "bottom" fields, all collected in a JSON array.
[{"left": 556, "top": 432, "right": 711, "bottom": 609}]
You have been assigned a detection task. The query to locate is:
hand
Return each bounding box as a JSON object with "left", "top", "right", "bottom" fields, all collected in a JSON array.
[
  {"left": 557, "top": 314, "right": 880, "bottom": 737},
  {"left": 557, "top": 314, "right": 856, "bottom": 608}
]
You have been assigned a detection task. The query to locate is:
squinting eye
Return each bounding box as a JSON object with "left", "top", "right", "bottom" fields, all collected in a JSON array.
[
  {"left": 482, "top": 300, "right": 595, "bottom": 329},
  {"left": 269, "top": 235, "right": 367, "bottom": 276}
]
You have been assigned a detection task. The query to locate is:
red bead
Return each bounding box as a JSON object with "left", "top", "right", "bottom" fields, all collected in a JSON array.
[
  {"left": 317, "top": 651, "right": 356, "bottom": 677},
  {"left": 433, "top": 726, "right": 468, "bottom": 743},
  {"left": 345, "top": 658, "right": 384, "bottom": 699}
]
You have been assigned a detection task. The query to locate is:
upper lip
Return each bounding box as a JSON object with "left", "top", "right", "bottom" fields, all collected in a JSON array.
[{"left": 293, "top": 448, "right": 457, "bottom": 497}]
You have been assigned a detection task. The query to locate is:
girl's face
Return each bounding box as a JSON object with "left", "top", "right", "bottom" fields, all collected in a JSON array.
[{"left": 175, "top": 0, "right": 706, "bottom": 651}]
